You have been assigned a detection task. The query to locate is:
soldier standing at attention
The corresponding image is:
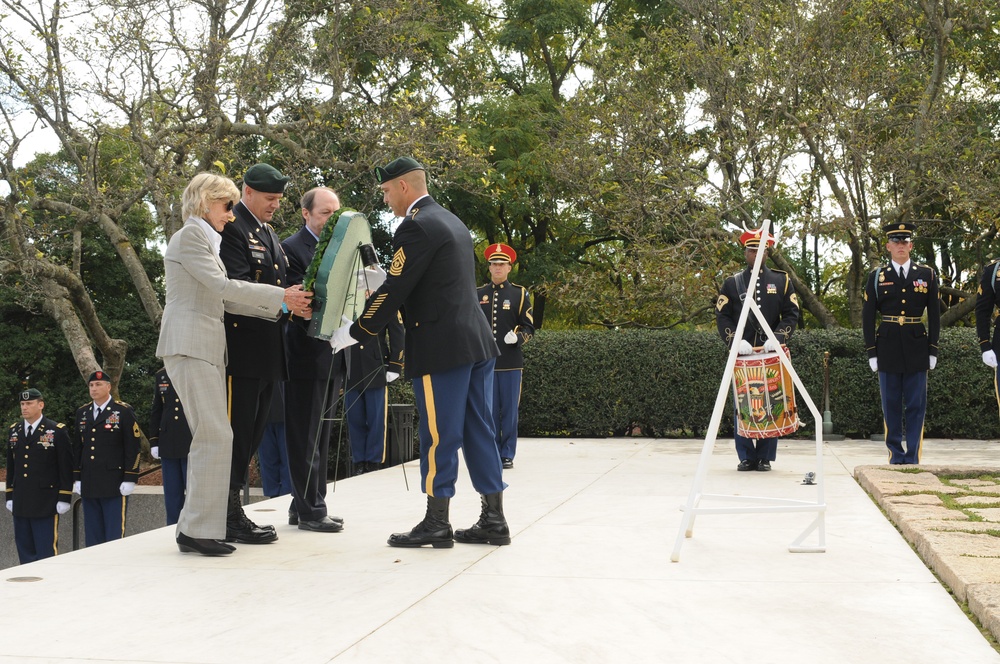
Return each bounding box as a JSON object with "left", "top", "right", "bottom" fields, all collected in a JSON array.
[
  {"left": 715, "top": 228, "right": 799, "bottom": 472},
  {"left": 862, "top": 222, "right": 940, "bottom": 464},
  {"left": 72, "top": 370, "right": 142, "bottom": 546},
  {"left": 6, "top": 388, "right": 73, "bottom": 564},
  {"left": 976, "top": 256, "right": 1000, "bottom": 418},
  {"left": 477, "top": 243, "right": 533, "bottom": 470},
  {"left": 149, "top": 367, "right": 192, "bottom": 525}
]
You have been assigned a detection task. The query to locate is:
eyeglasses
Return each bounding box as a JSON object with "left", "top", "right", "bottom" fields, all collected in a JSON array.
[
  {"left": 225, "top": 200, "right": 235, "bottom": 212},
  {"left": 888, "top": 237, "right": 911, "bottom": 244}
]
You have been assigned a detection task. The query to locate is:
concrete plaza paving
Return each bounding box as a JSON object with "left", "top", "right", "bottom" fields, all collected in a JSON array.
[{"left": 1, "top": 436, "right": 998, "bottom": 663}]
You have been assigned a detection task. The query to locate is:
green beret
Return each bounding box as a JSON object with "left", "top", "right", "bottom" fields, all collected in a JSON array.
[
  {"left": 243, "top": 163, "right": 290, "bottom": 194},
  {"left": 374, "top": 157, "right": 425, "bottom": 184},
  {"left": 883, "top": 221, "right": 915, "bottom": 240},
  {"left": 19, "top": 388, "right": 42, "bottom": 401}
]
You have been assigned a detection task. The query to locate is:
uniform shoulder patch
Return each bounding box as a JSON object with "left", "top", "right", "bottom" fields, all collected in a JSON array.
[
  {"left": 57, "top": 423, "right": 66, "bottom": 429},
  {"left": 389, "top": 247, "right": 406, "bottom": 277},
  {"left": 716, "top": 294, "right": 729, "bottom": 311}
]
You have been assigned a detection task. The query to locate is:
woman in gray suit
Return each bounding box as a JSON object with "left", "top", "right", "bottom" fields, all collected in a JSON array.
[{"left": 156, "top": 173, "right": 312, "bottom": 556}]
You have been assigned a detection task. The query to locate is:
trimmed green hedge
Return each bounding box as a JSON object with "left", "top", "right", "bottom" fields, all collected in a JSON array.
[{"left": 519, "top": 327, "right": 999, "bottom": 439}]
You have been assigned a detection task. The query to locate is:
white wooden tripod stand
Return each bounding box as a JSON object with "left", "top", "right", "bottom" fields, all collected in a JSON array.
[{"left": 670, "top": 221, "right": 826, "bottom": 562}]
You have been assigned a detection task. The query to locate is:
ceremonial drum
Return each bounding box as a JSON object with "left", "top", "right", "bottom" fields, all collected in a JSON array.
[
  {"left": 732, "top": 348, "right": 801, "bottom": 439},
  {"left": 307, "top": 211, "right": 374, "bottom": 340}
]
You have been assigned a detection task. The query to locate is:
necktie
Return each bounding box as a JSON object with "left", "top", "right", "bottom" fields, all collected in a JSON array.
[
  {"left": 26, "top": 424, "right": 33, "bottom": 437},
  {"left": 94, "top": 406, "right": 101, "bottom": 419},
  {"left": 899, "top": 266, "right": 905, "bottom": 280}
]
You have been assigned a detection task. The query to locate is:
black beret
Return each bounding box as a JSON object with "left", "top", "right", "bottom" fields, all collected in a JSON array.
[
  {"left": 243, "top": 163, "right": 290, "bottom": 194},
  {"left": 883, "top": 221, "right": 915, "bottom": 240},
  {"left": 374, "top": 157, "right": 425, "bottom": 184},
  {"left": 88, "top": 370, "right": 111, "bottom": 383},
  {"left": 19, "top": 388, "right": 42, "bottom": 401}
]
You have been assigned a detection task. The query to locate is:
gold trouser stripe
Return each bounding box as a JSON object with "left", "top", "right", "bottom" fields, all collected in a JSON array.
[
  {"left": 994, "top": 369, "right": 1000, "bottom": 424},
  {"left": 517, "top": 373, "right": 523, "bottom": 407},
  {"left": 227, "top": 375, "right": 233, "bottom": 422},
  {"left": 916, "top": 377, "right": 927, "bottom": 464},
  {"left": 422, "top": 375, "right": 440, "bottom": 496},
  {"left": 120, "top": 496, "right": 127, "bottom": 539},
  {"left": 52, "top": 514, "right": 60, "bottom": 556},
  {"left": 883, "top": 418, "right": 891, "bottom": 464},
  {"left": 379, "top": 388, "right": 388, "bottom": 464}
]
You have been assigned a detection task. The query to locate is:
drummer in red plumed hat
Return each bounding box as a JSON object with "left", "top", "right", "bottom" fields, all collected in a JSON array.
[
  {"left": 478, "top": 242, "right": 534, "bottom": 470},
  {"left": 714, "top": 224, "right": 800, "bottom": 472}
]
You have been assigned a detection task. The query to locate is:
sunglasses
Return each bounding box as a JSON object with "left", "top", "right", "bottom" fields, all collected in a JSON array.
[
  {"left": 225, "top": 200, "right": 235, "bottom": 212},
  {"left": 888, "top": 237, "right": 911, "bottom": 244}
]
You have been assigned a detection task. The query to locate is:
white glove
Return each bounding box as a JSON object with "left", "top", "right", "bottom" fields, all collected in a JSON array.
[
  {"left": 737, "top": 340, "right": 754, "bottom": 355},
  {"left": 150, "top": 446, "right": 160, "bottom": 460},
  {"left": 504, "top": 330, "right": 518, "bottom": 345},
  {"left": 386, "top": 371, "right": 400, "bottom": 383},
  {"left": 928, "top": 356, "right": 937, "bottom": 370},
  {"left": 356, "top": 265, "right": 387, "bottom": 292},
  {"left": 56, "top": 501, "right": 71, "bottom": 515},
  {"left": 119, "top": 482, "right": 136, "bottom": 496},
  {"left": 984, "top": 350, "right": 998, "bottom": 368},
  {"left": 73, "top": 481, "right": 81, "bottom": 495},
  {"left": 763, "top": 338, "right": 780, "bottom": 353},
  {"left": 869, "top": 358, "right": 878, "bottom": 372},
  {"left": 5, "top": 500, "right": 11, "bottom": 513},
  {"left": 329, "top": 316, "right": 359, "bottom": 354}
]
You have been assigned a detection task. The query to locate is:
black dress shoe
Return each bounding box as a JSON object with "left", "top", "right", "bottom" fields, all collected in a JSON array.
[
  {"left": 289, "top": 511, "right": 343, "bottom": 526},
  {"left": 757, "top": 460, "right": 772, "bottom": 471},
  {"left": 177, "top": 533, "right": 235, "bottom": 556},
  {"left": 502, "top": 458, "right": 514, "bottom": 469},
  {"left": 226, "top": 517, "right": 279, "bottom": 544},
  {"left": 298, "top": 516, "right": 344, "bottom": 533},
  {"left": 737, "top": 459, "right": 758, "bottom": 471}
]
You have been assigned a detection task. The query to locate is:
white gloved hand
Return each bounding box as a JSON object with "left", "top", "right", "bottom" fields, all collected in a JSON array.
[
  {"left": 928, "top": 356, "right": 937, "bottom": 370},
  {"left": 737, "top": 340, "right": 754, "bottom": 355},
  {"left": 763, "top": 338, "right": 780, "bottom": 353},
  {"left": 869, "top": 358, "right": 878, "bottom": 372},
  {"left": 5, "top": 500, "right": 12, "bottom": 513},
  {"left": 504, "top": 330, "right": 518, "bottom": 345},
  {"left": 150, "top": 446, "right": 160, "bottom": 460},
  {"left": 56, "top": 501, "right": 71, "bottom": 515},
  {"left": 984, "top": 350, "right": 998, "bottom": 368},
  {"left": 356, "top": 265, "right": 387, "bottom": 292},
  {"left": 386, "top": 371, "right": 400, "bottom": 383},
  {"left": 119, "top": 482, "right": 136, "bottom": 496},
  {"left": 73, "top": 481, "right": 81, "bottom": 495},
  {"left": 329, "top": 316, "right": 360, "bottom": 354}
]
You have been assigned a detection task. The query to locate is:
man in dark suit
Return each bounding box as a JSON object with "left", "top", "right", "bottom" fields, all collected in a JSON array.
[
  {"left": 715, "top": 229, "right": 800, "bottom": 472},
  {"left": 345, "top": 289, "right": 404, "bottom": 475},
  {"left": 71, "top": 370, "right": 142, "bottom": 547},
  {"left": 6, "top": 388, "right": 73, "bottom": 564},
  {"left": 149, "top": 367, "right": 192, "bottom": 525},
  {"left": 862, "top": 222, "right": 940, "bottom": 464},
  {"left": 478, "top": 242, "right": 534, "bottom": 470},
  {"left": 281, "top": 186, "right": 345, "bottom": 533},
  {"left": 329, "top": 157, "right": 509, "bottom": 548},
  {"left": 218, "top": 163, "right": 291, "bottom": 544}
]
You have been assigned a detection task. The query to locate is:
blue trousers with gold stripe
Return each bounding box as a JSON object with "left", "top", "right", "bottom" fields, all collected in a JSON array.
[
  {"left": 346, "top": 386, "right": 388, "bottom": 464},
  {"left": 878, "top": 370, "right": 927, "bottom": 464},
  {"left": 412, "top": 358, "right": 506, "bottom": 498},
  {"left": 13, "top": 514, "right": 59, "bottom": 563},
  {"left": 492, "top": 369, "right": 522, "bottom": 460},
  {"left": 82, "top": 496, "right": 127, "bottom": 546}
]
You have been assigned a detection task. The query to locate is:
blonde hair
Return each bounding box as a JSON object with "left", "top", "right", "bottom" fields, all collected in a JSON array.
[{"left": 182, "top": 173, "right": 240, "bottom": 219}]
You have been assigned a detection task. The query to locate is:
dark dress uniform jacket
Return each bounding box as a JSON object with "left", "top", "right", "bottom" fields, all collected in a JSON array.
[
  {"left": 282, "top": 226, "right": 335, "bottom": 380},
  {"left": 149, "top": 368, "right": 192, "bottom": 460},
  {"left": 6, "top": 417, "right": 73, "bottom": 518},
  {"left": 862, "top": 263, "right": 940, "bottom": 373},
  {"left": 477, "top": 280, "right": 534, "bottom": 370},
  {"left": 716, "top": 266, "right": 799, "bottom": 348},
  {"left": 72, "top": 400, "right": 142, "bottom": 498},
  {"left": 347, "top": 301, "right": 405, "bottom": 392},
  {"left": 975, "top": 261, "right": 1000, "bottom": 353},
  {"left": 220, "top": 201, "right": 289, "bottom": 381},
  {"left": 354, "top": 196, "right": 498, "bottom": 378}
]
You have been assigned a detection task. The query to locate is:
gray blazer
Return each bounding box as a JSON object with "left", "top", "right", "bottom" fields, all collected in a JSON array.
[{"left": 156, "top": 218, "right": 285, "bottom": 365}]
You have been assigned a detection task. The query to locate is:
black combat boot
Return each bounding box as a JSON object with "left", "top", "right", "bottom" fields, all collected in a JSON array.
[
  {"left": 225, "top": 489, "right": 278, "bottom": 544},
  {"left": 387, "top": 496, "right": 454, "bottom": 548},
  {"left": 454, "top": 492, "right": 510, "bottom": 545}
]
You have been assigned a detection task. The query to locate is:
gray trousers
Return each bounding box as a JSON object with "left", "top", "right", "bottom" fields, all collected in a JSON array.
[{"left": 163, "top": 355, "right": 232, "bottom": 540}]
